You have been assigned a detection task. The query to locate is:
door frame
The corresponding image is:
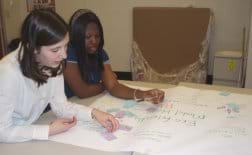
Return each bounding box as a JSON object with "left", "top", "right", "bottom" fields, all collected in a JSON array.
[{"left": 0, "top": 0, "right": 7, "bottom": 59}]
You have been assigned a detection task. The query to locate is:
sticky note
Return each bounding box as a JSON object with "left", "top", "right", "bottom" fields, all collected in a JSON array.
[{"left": 101, "top": 131, "right": 117, "bottom": 141}]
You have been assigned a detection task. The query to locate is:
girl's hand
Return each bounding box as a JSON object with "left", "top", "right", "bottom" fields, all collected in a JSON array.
[
  {"left": 92, "top": 108, "right": 119, "bottom": 132},
  {"left": 143, "top": 89, "right": 165, "bottom": 104},
  {"left": 49, "top": 117, "right": 77, "bottom": 136}
]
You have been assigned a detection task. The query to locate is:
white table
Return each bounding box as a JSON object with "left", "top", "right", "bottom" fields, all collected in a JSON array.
[
  {"left": 133, "top": 82, "right": 252, "bottom": 155},
  {"left": 0, "top": 80, "right": 174, "bottom": 155},
  {"left": 3, "top": 80, "right": 250, "bottom": 155}
]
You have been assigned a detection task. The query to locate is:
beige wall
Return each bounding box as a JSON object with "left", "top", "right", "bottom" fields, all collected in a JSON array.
[
  {"left": 2, "top": 0, "right": 22, "bottom": 43},
  {"left": 85, "top": 0, "right": 252, "bottom": 74},
  {"left": 245, "top": 9, "right": 252, "bottom": 88},
  {"left": 2, "top": 0, "right": 82, "bottom": 43},
  {"left": 55, "top": 0, "right": 87, "bottom": 22},
  {"left": 2, "top": 0, "right": 252, "bottom": 75}
]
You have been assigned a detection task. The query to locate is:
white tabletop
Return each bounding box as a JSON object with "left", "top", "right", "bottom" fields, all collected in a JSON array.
[
  {"left": 133, "top": 82, "right": 252, "bottom": 155},
  {"left": 0, "top": 91, "right": 132, "bottom": 155},
  {"left": 3, "top": 80, "right": 250, "bottom": 155},
  {"left": 0, "top": 80, "right": 174, "bottom": 155}
]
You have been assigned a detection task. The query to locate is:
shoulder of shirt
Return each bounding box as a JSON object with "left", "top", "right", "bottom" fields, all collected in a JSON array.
[
  {"left": 0, "top": 46, "right": 22, "bottom": 77},
  {"left": 66, "top": 45, "right": 78, "bottom": 61}
]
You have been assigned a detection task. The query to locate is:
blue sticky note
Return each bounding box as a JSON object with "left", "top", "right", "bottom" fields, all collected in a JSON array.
[
  {"left": 227, "top": 102, "right": 240, "bottom": 113},
  {"left": 219, "top": 91, "right": 231, "bottom": 96},
  {"left": 123, "top": 100, "right": 136, "bottom": 109},
  {"left": 124, "top": 111, "right": 135, "bottom": 117}
]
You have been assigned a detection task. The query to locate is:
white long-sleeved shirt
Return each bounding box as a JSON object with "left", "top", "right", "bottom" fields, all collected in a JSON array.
[{"left": 0, "top": 47, "right": 93, "bottom": 143}]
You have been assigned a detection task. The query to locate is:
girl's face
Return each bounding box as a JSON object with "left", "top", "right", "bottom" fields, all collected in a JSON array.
[
  {"left": 85, "top": 23, "right": 100, "bottom": 54},
  {"left": 35, "top": 34, "right": 69, "bottom": 68}
]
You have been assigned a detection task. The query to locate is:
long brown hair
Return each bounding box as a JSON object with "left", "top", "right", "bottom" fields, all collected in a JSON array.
[{"left": 18, "top": 9, "right": 68, "bottom": 86}]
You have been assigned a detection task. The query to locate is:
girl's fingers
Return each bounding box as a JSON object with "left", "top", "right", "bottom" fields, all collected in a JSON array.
[
  {"left": 63, "top": 117, "right": 77, "bottom": 127},
  {"left": 110, "top": 117, "right": 119, "bottom": 132},
  {"left": 105, "top": 120, "right": 113, "bottom": 132},
  {"left": 105, "top": 116, "right": 119, "bottom": 132},
  {"left": 63, "top": 117, "right": 74, "bottom": 123},
  {"left": 67, "top": 121, "right": 77, "bottom": 128}
]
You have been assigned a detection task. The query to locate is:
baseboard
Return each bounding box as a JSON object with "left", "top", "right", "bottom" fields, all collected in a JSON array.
[
  {"left": 206, "top": 75, "right": 213, "bottom": 84},
  {"left": 114, "top": 71, "right": 132, "bottom": 81}
]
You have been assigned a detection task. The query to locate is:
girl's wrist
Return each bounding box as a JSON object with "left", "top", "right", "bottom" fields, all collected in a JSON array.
[
  {"left": 91, "top": 108, "right": 97, "bottom": 120},
  {"left": 99, "top": 81, "right": 105, "bottom": 91},
  {"left": 133, "top": 89, "right": 144, "bottom": 101}
]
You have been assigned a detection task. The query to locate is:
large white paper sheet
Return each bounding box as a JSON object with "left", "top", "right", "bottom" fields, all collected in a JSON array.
[{"left": 50, "top": 86, "right": 252, "bottom": 155}]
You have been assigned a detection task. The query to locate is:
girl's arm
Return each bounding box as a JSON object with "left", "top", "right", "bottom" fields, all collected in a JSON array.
[
  {"left": 0, "top": 68, "right": 49, "bottom": 143},
  {"left": 64, "top": 62, "right": 104, "bottom": 98},
  {"left": 50, "top": 75, "right": 118, "bottom": 132},
  {"left": 102, "top": 64, "right": 136, "bottom": 99},
  {"left": 102, "top": 64, "right": 165, "bottom": 104}
]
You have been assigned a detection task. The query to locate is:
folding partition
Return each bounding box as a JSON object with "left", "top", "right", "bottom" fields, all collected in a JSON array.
[{"left": 131, "top": 7, "right": 213, "bottom": 84}]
